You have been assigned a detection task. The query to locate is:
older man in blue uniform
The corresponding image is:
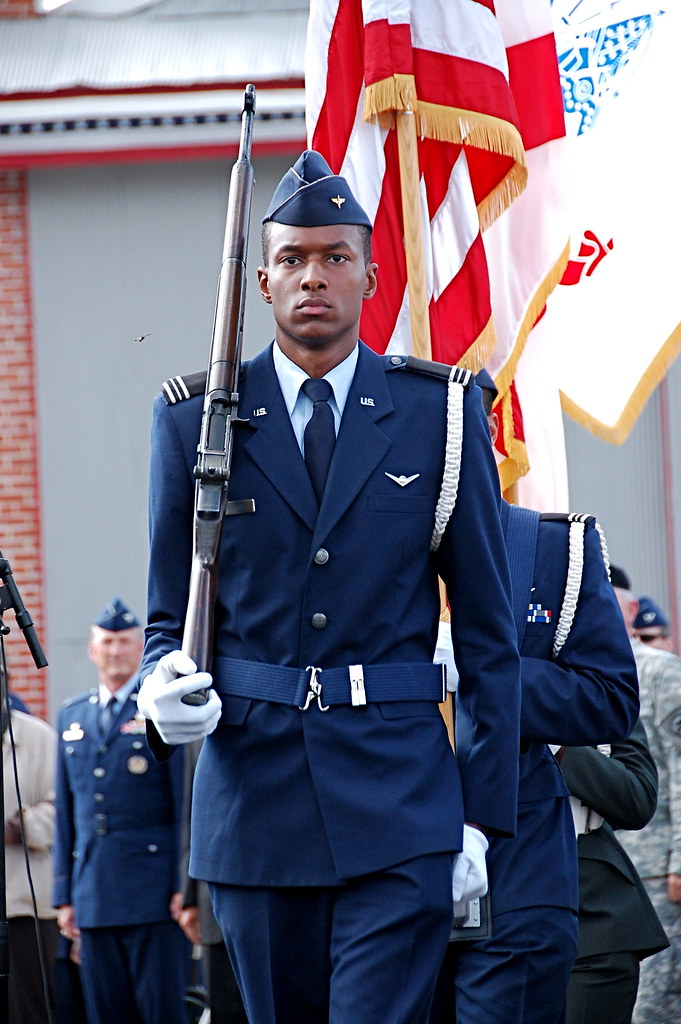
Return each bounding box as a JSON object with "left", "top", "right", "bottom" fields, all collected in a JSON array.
[
  {"left": 138, "top": 152, "right": 522, "bottom": 1024},
  {"left": 53, "top": 598, "right": 188, "bottom": 1024},
  {"left": 430, "top": 372, "right": 639, "bottom": 1024}
]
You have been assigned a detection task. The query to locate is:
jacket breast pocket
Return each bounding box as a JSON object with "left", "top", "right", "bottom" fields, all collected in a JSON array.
[{"left": 368, "top": 494, "right": 431, "bottom": 515}]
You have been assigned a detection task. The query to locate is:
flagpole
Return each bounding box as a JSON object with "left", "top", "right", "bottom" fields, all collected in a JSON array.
[{"left": 395, "top": 110, "right": 431, "bottom": 360}]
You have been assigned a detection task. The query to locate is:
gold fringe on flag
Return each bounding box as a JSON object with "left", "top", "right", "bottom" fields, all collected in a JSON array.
[
  {"left": 494, "top": 240, "right": 571, "bottom": 402},
  {"left": 364, "top": 75, "right": 418, "bottom": 126},
  {"left": 364, "top": 84, "right": 528, "bottom": 228},
  {"left": 456, "top": 313, "right": 497, "bottom": 374},
  {"left": 497, "top": 392, "right": 530, "bottom": 494},
  {"left": 560, "top": 320, "right": 681, "bottom": 445},
  {"left": 417, "top": 103, "right": 527, "bottom": 229},
  {"left": 489, "top": 241, "right": 571, "bottom": 492}
]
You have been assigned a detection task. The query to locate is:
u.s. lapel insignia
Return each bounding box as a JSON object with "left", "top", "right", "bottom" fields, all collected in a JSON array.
[
  {"left": 360, "top": 396, "right": 375, "bottom": 407},
  {"left": 252, "top": 407, "right": 267, "bottom": 417},
  {"left": 527, "top": 603, "right": 552, "bottom": 623},
  {"left": 385, "top": 472, "right": 420, "bottom": 488}
]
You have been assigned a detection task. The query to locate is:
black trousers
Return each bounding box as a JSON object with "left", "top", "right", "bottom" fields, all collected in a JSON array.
[
  {"left": 8, "top": 916, "right": 59, "bottom": 1024},
  {"left": 566, "top": 950, "right": 640, "bottom": 1024}
]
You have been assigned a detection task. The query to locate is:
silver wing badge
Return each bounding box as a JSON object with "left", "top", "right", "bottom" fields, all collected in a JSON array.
[{"left": 385, "top": 472, "right": 420, "bottom": 487}]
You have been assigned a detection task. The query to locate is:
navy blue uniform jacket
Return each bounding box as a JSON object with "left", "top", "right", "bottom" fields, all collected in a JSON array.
[
  {"left": 142, "top": 342, "right": 521, "bottom": 886},
  {"left": 53, "top": 689, "right": 184, "bottom": 927},
  {"left": 486, "top": 507, "right": 639, "bottom": 916}
]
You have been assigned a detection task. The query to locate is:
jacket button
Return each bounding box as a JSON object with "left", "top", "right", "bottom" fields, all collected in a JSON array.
[
  {"left": 94, "top": 793, "right": 105, "bottom": 803},
  {"left": 313, "top": 548, "right": 329, "bottom": 565},
  {"left": 148, "top": 844, "right": 158, "bottom": 853},
  {"left": 94, "top": 767, "right": 106, "bottom": 778},
  {"left": 311, "top": 613, "right": 328, "bottom": 630}
]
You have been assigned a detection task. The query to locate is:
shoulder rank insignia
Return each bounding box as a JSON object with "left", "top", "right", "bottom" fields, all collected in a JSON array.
[
  {"left": 161, "top": 371, "right": 207, "bottom": 405},
  {"left": 386, "top": 354, "right": 473, "bottom": 388}
]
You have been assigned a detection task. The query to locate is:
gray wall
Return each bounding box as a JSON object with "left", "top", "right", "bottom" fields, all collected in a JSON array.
[
  {"left": 28, "top": 154, "right": 292, "bottom": 718},
  {"left": 564, "top": 354, "right": 681, "bottom": 631}
]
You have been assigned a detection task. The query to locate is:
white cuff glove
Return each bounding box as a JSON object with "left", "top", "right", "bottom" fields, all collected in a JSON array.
[
  {"left": 451, "top": 824, "right": 489, "bottom": 904},
  {"left": 137, "top": 650, "right": 222, "bottom": 745}
]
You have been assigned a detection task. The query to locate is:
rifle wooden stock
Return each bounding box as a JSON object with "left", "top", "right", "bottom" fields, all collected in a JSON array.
[{"left": 181, "top": 85, "right": 256, "bottom": 705}]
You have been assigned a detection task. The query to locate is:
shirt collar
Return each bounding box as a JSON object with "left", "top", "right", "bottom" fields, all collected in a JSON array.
[
  {"left": 272, "top": 342, "right": 358, "bottom": 416},
  {"left": 98, "top": 675, "right": 137, "bottom": 707}
]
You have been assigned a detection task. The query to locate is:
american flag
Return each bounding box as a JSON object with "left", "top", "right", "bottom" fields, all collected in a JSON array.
[
  {"left": 484, "top": 0, "right": 569, "bottom": 497},
  {"left": 305, "top": 0, "right": 527, "bottom": 367}
]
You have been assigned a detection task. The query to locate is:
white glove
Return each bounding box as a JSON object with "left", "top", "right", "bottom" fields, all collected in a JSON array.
[
  {"left": 137, "top": 650, "right": 222, "bottom": 745},
  {"left": 451, "top": 824, "right": 489, "bottom": 903}
]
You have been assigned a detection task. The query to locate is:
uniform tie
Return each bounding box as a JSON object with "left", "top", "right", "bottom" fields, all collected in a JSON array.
[
  {"left": 100, "top": 695, "right": 116, "bottom": 734},
  {"left": 301, "top": 377, "right": 336, "bottom": 504}
]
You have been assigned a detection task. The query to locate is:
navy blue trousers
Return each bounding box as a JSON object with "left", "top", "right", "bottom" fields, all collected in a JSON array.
[
  {"left": 430, "top": 906, "right": 578, "bottom": 1024},
  {"left": 79, "top": 920, "right": 190, "bottom": 1024},
  {"left": 210, "top": 852, "right": 454, "bottom": 1024}
]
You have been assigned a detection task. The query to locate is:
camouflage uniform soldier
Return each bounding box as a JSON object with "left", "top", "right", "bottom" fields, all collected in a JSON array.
[{"left": 613, "top": 569, "right": 681, "bottom": 1023}]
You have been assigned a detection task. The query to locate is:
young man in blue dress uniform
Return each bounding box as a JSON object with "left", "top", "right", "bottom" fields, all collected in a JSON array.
[
  {"left": 53, "top": 598, "right": 188, "bottom": 1024},
  {"left": 138, "top": 152, "right": 522, "bottom": 1024}
]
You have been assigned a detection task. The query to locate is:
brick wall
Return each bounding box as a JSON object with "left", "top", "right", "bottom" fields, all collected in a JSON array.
[
  {"left": 0, "top": 170, "right": 49, "bottom": 718},
  {"left": 0, "top": 0, "right": 38, "bottom": 17}
]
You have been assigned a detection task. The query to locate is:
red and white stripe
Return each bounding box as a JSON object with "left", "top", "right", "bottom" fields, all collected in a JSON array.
[
  {"left": 483, "top": 0, "right": 569, "bottom": 499},
  {"left": 306, "top": 0, "right": 527, "bottom": 366}
]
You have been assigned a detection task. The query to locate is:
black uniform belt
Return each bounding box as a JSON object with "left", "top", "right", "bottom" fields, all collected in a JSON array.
[{"left": 213, "top": 657, "right": 447, "bottom": 709}]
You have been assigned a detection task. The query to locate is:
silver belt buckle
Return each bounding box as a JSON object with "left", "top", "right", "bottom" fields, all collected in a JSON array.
[{"left": 299, "top": 666, "right": 329, "bottom": 712}]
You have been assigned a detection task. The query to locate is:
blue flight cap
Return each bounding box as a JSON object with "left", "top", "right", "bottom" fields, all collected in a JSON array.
[
  {"left": 634, "top": 596, "right": 670, "bottom": 631},
  {"left": 475, "top": 368, "right": 498, "bottom": 401},
  {"left": 93, "top": 597, "right": 140, "bottom": 632},
  {"left": 263, "top": 150, "right": 372, "bottom": 229}
]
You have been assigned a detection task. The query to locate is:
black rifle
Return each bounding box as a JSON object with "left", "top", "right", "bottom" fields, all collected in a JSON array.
[{"left": 181, "top": 85, "right": 257, "bottom": 705}]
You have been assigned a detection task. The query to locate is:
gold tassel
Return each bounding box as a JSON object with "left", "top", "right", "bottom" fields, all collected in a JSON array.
[{"left": 364, "top": 76, "right": 417, "bottom": 124}]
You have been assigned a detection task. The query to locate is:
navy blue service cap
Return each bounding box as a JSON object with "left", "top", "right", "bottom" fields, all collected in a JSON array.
[
  {"left": 263, "top": 150, "right": 373, "bottom": 229},
  {"left": 634, "top": 595, "right": 670, "bottom": 630},
  {"left": 93, "top": 597, "right": 140, "bottom": 631}
]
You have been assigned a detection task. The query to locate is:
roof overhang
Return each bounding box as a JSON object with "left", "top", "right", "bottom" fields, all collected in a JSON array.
[
  {"left": 0, "top": 10, "right": 308, "bottom": 167},
  {"left": 0, "top": 86, "right": 306, "bottom": 167}
]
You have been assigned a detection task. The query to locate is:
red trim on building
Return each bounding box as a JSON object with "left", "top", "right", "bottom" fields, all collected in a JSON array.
[{"left": 0, "top": 137, "right": 302, "bottom": 170}]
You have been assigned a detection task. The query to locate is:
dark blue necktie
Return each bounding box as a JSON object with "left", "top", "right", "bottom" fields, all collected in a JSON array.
[
  {"left": 100, "top": 695, "right": 116, "bottom": 734},
  {"left": 301, "top": 377, "right": 336, "bottom": 504}
]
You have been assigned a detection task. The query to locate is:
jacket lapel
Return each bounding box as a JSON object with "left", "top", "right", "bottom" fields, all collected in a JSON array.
[
  {"left": 241, "top": 343, "right": 394, "bottom": 542},
  {"left": 241, "top": 346, "right": 318, "bottom": 530}
]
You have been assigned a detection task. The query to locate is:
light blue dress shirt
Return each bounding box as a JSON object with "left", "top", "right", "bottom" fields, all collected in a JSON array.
[{"left": 272, "top": 342, "right": 359, "bottom": 454}]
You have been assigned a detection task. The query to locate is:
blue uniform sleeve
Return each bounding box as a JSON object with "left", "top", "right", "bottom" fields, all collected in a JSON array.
[
  {"left": 519, "top": 525, "right": 639, "bottom": 745},
  {"left": 141, "top": 394, "right": 197, "bottom": 680}
]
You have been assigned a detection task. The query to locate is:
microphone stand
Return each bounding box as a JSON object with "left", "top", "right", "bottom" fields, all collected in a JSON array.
[{"left": 0, "top": 550, "right": 48, "bottom": 1022}]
